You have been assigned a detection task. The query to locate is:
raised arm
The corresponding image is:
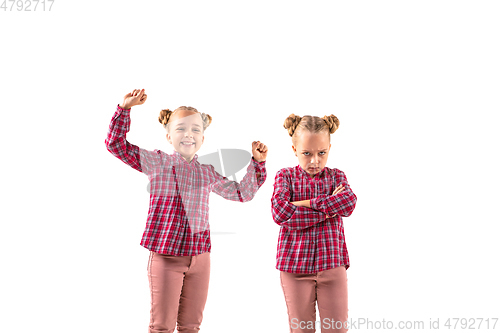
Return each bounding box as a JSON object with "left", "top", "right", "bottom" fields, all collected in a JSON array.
[
  {"left": 104, "top": 89, "right": 162, "bottom": 175},
  {"left": 211, "top": 141, "right": 267, "bottom": 202},
  {"left": 271, "top": 169, "right": 327, "bottom": 230},
  {"left": 211, "top": 157, "right": 266, "bottom": 202}
]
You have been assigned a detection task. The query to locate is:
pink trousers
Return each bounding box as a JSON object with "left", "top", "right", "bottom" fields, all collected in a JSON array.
[
  {"left": 280, "top": 266, "right": 348, "bottom": 333},
  {"left": 147, "top": 251, "right": 210, "bottom": 333}
]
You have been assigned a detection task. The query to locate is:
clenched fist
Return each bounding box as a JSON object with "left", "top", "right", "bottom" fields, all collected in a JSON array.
[
  {"left": 252, "top": 141, "right": 268, "bottom": 162},
  {"left": 120, "top": 89, "right": 148, "bottom": 110}
]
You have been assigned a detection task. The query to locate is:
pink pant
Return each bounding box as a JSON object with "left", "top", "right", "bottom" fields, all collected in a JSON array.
[
  {"left": 147, "top": 251, "right": 210, "bottom": 333},
  {"left": 280, "top": 266, "right": 348, "bottom": 333}
]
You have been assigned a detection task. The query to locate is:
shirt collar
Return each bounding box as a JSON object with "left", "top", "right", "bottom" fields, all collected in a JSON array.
[
  {"left": 173, "top": 150, "right": 198, "bottom": 164},
  {"left": 296, "top": 164, "right": 326, "bottom": 179}
]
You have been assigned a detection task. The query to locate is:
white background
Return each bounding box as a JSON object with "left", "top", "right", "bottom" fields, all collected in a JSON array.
[{"left": 1, "top": 1, "right": 499, "bottom": 332}]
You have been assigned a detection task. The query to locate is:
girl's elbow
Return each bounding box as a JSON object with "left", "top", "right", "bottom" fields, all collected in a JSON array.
[
  {"left": 343, "top": 204, "right": 357, "bottom": 217},
  {"left": 343, "top": 210, "right": 354, "bottom": 217},
  {"left": 240, "top": 191, "right": 256, "bottom": 203},
  {"left": 273, "top": 218, "right": 295, "bottom": 230},
  {"left": 105, "top": 140, "right": 114, "bottom": 153},
  {"left": 271, "top": 211, "right": 286, "bottom": 225},
  {"left": 106, "top": 146, "right": 119, "bottom": 158},
  {"left": 240, "top": 196, "right": 252, "bottom": 203},
  {"left": 106, "top": 141, "right": 122, "bottom": 158},
  {"left": 346, "top": 193, "right": 357, "bottom": 213},
  {"left": 350, "top": 193, "right": 357, "bottom": 205}
]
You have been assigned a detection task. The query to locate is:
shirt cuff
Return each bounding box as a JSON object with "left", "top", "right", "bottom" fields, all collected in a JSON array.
[
  {"left": 309, "top": 197, "right": 321, "bottom": 211},
  {"left": 117, "top": 104, "right": 131, "bottom": 111},
  {"left": 251, "top": 156, "right": 266, "bottom": 165}
]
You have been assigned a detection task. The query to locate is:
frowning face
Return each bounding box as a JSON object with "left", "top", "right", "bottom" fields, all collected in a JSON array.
[
  {"left": 166, "top": 110, "right": 205, "bottom": 163},
  {"left": 292, "top": 130, "right": 331, "bottom": 178}
]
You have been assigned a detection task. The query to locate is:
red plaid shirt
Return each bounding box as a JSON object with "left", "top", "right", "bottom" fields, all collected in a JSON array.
[
  {"left": 105, "top": 105, "right": 267, "bottom": 256},
  {"left": 271, "top": 165, "right": 357, "bottom": 273}
]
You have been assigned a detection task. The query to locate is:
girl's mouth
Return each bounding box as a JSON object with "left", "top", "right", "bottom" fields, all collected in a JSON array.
[{"left": 181, "top": 142, "right": 195, "bottom": 146}]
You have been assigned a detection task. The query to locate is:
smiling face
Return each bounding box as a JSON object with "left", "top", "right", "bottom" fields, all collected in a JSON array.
[
  {"left": 166, "top": 110, "right": 205, "bottom": 162},
  {"left": 292, "top": 130, "right": 331, "bottom": 178}
]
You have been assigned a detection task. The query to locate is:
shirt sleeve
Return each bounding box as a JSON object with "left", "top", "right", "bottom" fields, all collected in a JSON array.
[
  {"left": 271, "top": 169, "right": 327, "bottom": 230},
  {"left": 309, "top": 169, "right": 357, "bottom": 217},
  {"left": 211, "top": 158, "right": 267, "bottom": 202},
  {"left": 104, "top": 104, "right": 162, "bottom": 175}
]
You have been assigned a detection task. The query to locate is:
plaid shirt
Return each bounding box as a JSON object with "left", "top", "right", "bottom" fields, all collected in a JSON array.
[
  {"left": 271, "top": 165, "right": 357, "bottom": 274},
  {"left": 105, "top": 105, "right": 266, "bottom": 256}
]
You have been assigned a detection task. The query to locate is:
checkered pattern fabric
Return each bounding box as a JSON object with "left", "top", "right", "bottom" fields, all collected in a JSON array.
[
  {"left": 105, "top": 105, "right": 266, "bottom": 255},
  {"left": 272, "top": 165, "right": 357, "bottom": 273}
]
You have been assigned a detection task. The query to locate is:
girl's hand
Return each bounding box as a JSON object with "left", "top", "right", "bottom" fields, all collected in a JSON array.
[
  {"left": 120, "top": 89, "right": 148, "bottom": 110},
  {"left": 332, "top": 184, "right": 345, "bottom": 195},
  {"left": 252, "top": 141, "right": 268, "bottom": 162},
  {"left": 324, "top": 185, "right": 345, "bottom": 218}
]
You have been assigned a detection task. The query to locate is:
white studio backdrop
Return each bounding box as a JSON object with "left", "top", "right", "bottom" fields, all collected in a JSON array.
[{"left": 1, "top": 1, "right": 499, "bottom": 332}]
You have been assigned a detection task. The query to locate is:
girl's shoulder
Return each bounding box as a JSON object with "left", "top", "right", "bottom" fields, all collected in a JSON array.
[
  {"left": 324, "top": 166, "right": 342, "bottom": 175},
  {"left": 152, "top": 149, "right": 165, "bottom": 156},
  {"left": 146, "top": 149, "right": 184, "bottom": 168},
  {"left": 275, "top": 165, "right": 298, "bottom": 177},
  {"left": 323, "top": 167, "right": 349, "bottom": 181},
  {"left": 154, "top": 149, "right": 173, "bottom": 163}
]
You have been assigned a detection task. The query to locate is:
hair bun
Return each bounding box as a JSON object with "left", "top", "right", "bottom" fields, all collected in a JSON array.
[
  {"left": 283, "top": 113, "right": 303, "bottom": 137},
  {"left": 322, "top": 114, "right": 340, "bottom": 134},
  {"left": 158, "top": 109, "right": 173, "bottom": 126},
  {"left": 200, "top": 113, "right": 213, "bottom": 130}
]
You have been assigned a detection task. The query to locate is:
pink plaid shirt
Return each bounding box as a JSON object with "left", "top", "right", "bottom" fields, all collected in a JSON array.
[
  {"left": 271, "top": 165, "right": 357, "bottom": 273},
  {"left": 105, "top": 105, "right": 267, "bottom": 256}
]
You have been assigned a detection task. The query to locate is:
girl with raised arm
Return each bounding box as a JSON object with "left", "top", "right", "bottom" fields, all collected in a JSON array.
[{"left": 105, "top": 89, "right": 267, "bottom": 333}]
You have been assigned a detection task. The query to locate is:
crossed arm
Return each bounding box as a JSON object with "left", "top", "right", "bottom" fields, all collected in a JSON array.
[
  {"left": 290, "top": 184, "right": 345, "bottom": 218},
  {"left": 271, "top": 169, "right": 357, "bottom": 230}
]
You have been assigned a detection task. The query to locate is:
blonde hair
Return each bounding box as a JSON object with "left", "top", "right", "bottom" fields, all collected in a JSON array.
[
  {"left": 283, "top": 114, "right": 339, "bottom": 145},
  {"left": 158, "top": 106, "right": 212, "bottom": 132}
]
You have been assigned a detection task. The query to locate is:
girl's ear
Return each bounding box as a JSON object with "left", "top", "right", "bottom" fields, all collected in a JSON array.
[
  {"left": 202, "top": 135, "right": 205, "bottom": 144},
  {"left": 166, "top": 133, "right": 172, "bottom": 144},
  {"left": 292, "top": 145, "right": 297, "bottom": 156}
]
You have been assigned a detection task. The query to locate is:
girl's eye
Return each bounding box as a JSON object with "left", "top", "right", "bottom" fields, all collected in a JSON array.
[
  {"left": 193, "top": 129, "right": 200, "bottom": 133},
  {"left": 303, "top": 152, "right": 310, "bottom": 156},
  {"left": 319, "top": 152, "right": 326, "bottom": 155},
  {"left": 176, "top": 128, "right": 184, "bottom": 131}
]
